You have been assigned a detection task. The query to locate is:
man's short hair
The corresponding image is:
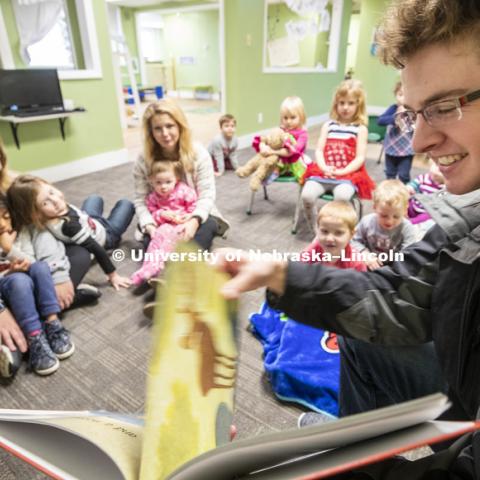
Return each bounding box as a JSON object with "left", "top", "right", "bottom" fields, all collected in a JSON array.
[
  {"left": 219, "top": 114, "right": 236, "bottom": 128},
  {"left": 377, "top": 0, "right": 480, "bottom": 68}
]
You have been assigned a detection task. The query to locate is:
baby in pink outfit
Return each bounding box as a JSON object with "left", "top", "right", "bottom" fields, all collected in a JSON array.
[{"left": 131, "top": 161, "right": 197, "bottom": 285}]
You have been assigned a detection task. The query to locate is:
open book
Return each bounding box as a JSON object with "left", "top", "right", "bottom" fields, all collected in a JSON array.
[{"left": 0, "top": 246, "right": 479, "bottom": 479}]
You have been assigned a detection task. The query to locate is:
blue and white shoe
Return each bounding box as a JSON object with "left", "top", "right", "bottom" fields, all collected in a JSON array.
[
  {"left": 44, "top": 320, "right": 75, "bottom": 360},
  {"left": 28, "top": 333, "right": 59, "bottom": 376}
]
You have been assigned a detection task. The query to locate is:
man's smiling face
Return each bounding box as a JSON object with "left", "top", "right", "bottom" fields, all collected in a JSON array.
[{"left": 402, "top": 39, "right": 480, "bottom": 194}]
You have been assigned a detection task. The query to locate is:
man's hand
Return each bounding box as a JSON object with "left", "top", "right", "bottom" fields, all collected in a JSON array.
[
  {"left": 55, "top": 281, "right": 75, "bottom": 310},
  {"left": 213, "top": 248, "right": 287, "bottom": 299},
  {"left": 108, "top": 271, "right": 132, "bottom": 291},
  {"left": 0, "top": 308, "right": 27, "bottom": 353}
]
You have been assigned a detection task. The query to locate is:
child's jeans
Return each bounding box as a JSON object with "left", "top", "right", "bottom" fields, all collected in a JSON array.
[
  {"left": 82, "top": 195, "right": 135, "bottom": 249},
  {"left": 0, "top": 261, "right": 60, "bottom": 336},
  {"left": 384, "top": 154, "right": 413, "bottom": 184}
]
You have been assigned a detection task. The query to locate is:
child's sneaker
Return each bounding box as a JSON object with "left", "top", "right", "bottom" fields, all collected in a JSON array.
[
  {"left": 70, "top": 283, "right": 102, "bottom": 309},
  {"left": 44, "top": 320, "right": 75, "bottom": 360},
  {"left": 297, "top": 411, "right": 336, "bottom": 428},
  {"left": 0, "top": 344, "right": 22, "bottom": 379},
  {"left": 27, "top": 333, "right": 59, "bottom": 376}
]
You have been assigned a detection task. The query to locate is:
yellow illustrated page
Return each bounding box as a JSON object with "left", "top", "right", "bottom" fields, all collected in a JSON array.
[{"left": 140, "top": 243, "right": 238, "bottom": 480}]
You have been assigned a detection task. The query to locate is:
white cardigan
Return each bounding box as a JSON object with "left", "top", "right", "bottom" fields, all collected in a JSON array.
[{"left": 133, "top": 142, "right": 229, "bottom": 236}]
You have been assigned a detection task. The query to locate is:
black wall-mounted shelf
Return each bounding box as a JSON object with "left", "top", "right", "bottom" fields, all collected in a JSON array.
[{"left": 0, "top": 110, "right": 85, "bottom": 149}]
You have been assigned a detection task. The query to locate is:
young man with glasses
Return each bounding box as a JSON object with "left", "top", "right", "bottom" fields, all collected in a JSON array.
[{"left": 216, "top": 0, "right": 480, "bottom": 476}]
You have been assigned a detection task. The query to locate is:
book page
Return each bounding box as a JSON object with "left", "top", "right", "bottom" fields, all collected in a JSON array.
[
  {"left": 168, "top": 393, "right": 453, "bottom": 479},
  {"left": 0, "top": 414, "right": 142, "bottom": 479},
  {"left": 243, "top": 420, "right": 479, "bottom": 479},
  {"left": 140, "top": 243, "right": 238, "bottom": 480}
]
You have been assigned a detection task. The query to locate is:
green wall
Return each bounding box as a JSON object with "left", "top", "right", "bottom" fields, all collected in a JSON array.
[
  {"left": 163, "top": 10, "right": 220, "bottom": 91},
  {"left": 121, "top": 7, "right": 220, "bottom": 92},
  {"left": 0, "top": 0, "right": 124, "bottom": 172},
  {"left": 354, "top": 0, "right": 398, "bottom": 107},
  {"left": 224, "top": 0, "right": 353, "bottom": 136}
]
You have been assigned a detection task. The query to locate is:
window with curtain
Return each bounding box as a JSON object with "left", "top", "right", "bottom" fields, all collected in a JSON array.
[
  {"left": 0, "top": 0, "right": 102, "bottom": 79},
  {"left": 27, "top": 3, "right": 76, "bottom": 68}
]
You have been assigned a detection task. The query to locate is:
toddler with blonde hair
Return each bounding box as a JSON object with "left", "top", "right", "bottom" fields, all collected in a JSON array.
[
  {"left": 352, "top": 180, "right": 417, "bottom": 270},
  {"left": 303, "top": 201, "right": 366, "bottom": 271}
]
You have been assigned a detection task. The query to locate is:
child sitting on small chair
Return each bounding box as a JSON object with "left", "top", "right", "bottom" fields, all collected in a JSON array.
[
  {"left": 352, "top": 180, "right": 417, "bottom": 270},
  {"left": 236, "top": 96, "right": 309, "bottom": 190},
  {"left": 301, "top": 80, "right": 375, "bottom": 233},
  {"left": 131, "top": 161, "right": 197, "bottom": 285},
  {"left": 208, "top": 114, "right": 239, "bottom": 177},
  {"left": 8, "top": 175, "right": 134, "bottom": 291}
]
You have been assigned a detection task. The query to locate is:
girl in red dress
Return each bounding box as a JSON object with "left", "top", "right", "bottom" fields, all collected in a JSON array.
[{"left": 301, "top": 80, "right": 375, "bottom": 232}]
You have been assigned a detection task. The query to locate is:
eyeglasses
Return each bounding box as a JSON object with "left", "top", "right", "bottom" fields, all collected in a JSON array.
[{"left": 395, "top": 89, "right": 480, "bottom": 133}]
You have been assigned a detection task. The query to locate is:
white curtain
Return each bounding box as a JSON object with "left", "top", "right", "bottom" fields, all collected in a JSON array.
[
  {"left": 12, "top": 0, "right": 63, "bottom": 64},
  {"left": 284, "top": 0, "right": 329, "bottom": 16}
]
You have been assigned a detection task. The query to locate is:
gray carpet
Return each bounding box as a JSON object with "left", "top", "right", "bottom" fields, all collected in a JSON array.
[{"left": 0, "top": 144, "right": 426, "bottom": 478}]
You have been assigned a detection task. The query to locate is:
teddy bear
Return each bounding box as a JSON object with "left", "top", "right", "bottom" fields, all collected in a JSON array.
[{"left": 235, "top": 128, "right": 288, "bottom": 191}]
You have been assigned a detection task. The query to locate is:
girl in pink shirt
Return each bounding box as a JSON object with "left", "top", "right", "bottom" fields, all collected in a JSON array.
[
  {"left": 251, "top": 96, "right": 310, "bottom": 181},
  {"left": 131, "top": 162, "right": 197, "bottom": 285}
]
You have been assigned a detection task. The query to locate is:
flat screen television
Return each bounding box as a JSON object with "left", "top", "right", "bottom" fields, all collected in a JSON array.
[{"left": 0, "top": 69, "right": 64, "bottom": 115}]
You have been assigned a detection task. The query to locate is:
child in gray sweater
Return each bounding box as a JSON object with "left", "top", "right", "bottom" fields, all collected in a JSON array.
[
  {"left": 352, "top": 180, "right": 417, "bottom": 270},
  {"left": 207, "top": 114, "right": 239, "bottom": 176}
]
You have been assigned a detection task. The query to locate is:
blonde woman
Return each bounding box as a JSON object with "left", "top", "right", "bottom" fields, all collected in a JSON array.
[{"left": 133, "top": 99, "right": 228, "bottom": 250}]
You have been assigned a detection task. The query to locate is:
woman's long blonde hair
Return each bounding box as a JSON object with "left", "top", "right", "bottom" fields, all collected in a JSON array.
[
  {"left": 330, "top": 79, "right": 368, "bottom": 126},
  {"left": 142, "top": 98, "right": 195, "bottom": 175}
]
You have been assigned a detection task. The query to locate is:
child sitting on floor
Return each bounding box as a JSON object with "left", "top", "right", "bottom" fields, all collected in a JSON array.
[
  {"left": 407, "top": 159, "right": 445, "bottom": 224},
  {"left": 250, "top": 201, "right": 365, "bottom": 417},
  {"left": 208, "top": 114, "right": 239, "bottom": 176},
  {"left": 131, "top": 161, "right": 197, "bottom": 285},
  {"left": 352, "top": 179, "right": 417, "bottom": 270},
  {"left": 7, "top": 175, "right": 134, "bottom": 291},
  {"left": 0, "top": 193, "right": 73, "bottom": 376},
  {"left": 303, "top": 200, "right": 367, "bottom": 271}
]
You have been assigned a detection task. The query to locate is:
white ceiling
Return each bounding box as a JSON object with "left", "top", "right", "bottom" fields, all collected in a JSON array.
[{"left": 106, "top": 0, "right": 217, "bottom": 7}]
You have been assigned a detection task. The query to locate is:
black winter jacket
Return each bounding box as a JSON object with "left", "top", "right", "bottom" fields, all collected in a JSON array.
[{"left": 268, "top": 189, "right": 480, "bottom": 478}]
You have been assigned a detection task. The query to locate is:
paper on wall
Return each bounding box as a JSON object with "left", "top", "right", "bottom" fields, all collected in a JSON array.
[{"left": 267, "top": 36, "right": 300, "bottom": 67}]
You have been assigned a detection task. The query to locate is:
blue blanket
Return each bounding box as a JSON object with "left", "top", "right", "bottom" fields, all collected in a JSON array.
[{"left": 250, "top": 303, "right": 339, "bottom": 417}]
